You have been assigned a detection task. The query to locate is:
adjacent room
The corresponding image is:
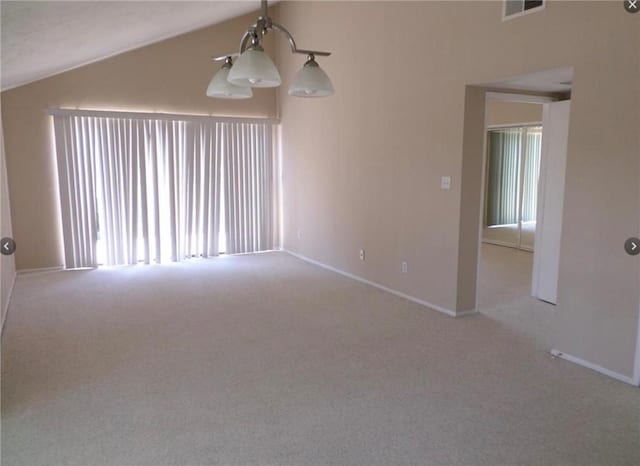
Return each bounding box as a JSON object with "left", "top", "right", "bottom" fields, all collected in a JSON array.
[
  {"left": 477, "top": 94, "right": 552, "bottom": 343},
  {"left": 1, "top": 1, "right": 639, "bottom": 465}
]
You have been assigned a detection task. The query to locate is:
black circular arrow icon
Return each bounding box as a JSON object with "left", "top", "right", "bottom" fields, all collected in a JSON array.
[{"left": 1, "top": 237, "right": 16, "bottom": 256}]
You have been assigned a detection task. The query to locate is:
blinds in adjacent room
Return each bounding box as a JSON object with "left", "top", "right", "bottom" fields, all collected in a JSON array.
[
  {"left": 521, "top": 127, "right": 542, "bottom": 222},
  {"left": 485, "top": 126, "right": 542, "bottom": 227},
  {"left": 52, "top": 110, "right": 277, "bottom": 268},
  {"left": 486, "top": 128, "right": 522, "bottom": 226}
]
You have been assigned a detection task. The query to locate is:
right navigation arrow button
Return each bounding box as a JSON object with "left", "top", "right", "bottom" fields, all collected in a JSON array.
[{"left": 624, "top": 237, "right": 640, "bottom": 256}]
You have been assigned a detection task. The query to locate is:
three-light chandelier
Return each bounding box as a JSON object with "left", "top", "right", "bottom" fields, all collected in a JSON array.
[{"left": 206, "top": 0, "right": 333, "bottom": 99}]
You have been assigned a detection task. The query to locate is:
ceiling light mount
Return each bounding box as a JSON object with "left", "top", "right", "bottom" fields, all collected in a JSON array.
[{"left": 207, "top": 0, "right": 333, "bottom": 99}]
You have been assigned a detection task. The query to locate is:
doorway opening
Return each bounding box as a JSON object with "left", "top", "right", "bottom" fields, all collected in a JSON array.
[
  {"left": 478, "top": 95, "right": 572, "bottom": 348},
  {"left": 478, "top": 95, "right": 545, "bottom": 313},
  {"left": 470, "top": 78, "right": 572, "bottom": 345}
]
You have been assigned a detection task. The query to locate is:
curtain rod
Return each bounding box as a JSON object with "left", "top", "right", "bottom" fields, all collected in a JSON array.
[{"left": 47, "top": 108, "right": 279, "bottom": 125}]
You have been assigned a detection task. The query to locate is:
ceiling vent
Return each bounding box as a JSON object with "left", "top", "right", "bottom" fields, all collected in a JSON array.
[{"left": 504, "top": 0, "right": 545, "bottom": 20}]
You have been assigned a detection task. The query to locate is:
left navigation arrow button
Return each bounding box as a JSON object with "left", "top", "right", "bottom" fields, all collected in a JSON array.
[{"left": 0, "top": 237, "right": 16, "bottom": 256}]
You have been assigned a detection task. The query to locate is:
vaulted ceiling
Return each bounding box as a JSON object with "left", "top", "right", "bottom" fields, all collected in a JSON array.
[{"left": 1, "top": 1, "right": 267, "bottom": 90}]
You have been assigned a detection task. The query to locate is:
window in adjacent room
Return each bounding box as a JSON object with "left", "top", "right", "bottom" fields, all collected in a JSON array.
[{"left": 483, "top": 125, "right": 542, "bottom": 251}]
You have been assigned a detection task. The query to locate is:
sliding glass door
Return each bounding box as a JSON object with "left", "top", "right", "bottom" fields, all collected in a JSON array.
[
  {"left": 483, "top": 125, "right": 542, "bottom": 251},
  {"left": 53, "top": 111, "right": 278, "bottom": 268}
]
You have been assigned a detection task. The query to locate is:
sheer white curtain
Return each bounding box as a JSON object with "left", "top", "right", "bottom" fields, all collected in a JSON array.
[{"left": 53, "top": 111, "right": 276, "bottom": 268}]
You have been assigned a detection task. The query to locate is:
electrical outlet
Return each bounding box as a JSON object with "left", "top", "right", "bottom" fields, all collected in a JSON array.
[
  {"left": 401, "top": 261, "right": 408, "bottom": 273},
  {"left": 359, "top": 249, "right": 365, "bottom": 261},
  {"left": 441, "top": 176, "right": 451, "bottom": 190}
]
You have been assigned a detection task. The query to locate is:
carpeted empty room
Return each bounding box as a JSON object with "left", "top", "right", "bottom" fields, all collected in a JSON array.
[
  {"left": 2, "top": 252, "right": 639, "bottom": 466},
  {"left": 2, "top": 1, "right": 640, "bottom": 465}
]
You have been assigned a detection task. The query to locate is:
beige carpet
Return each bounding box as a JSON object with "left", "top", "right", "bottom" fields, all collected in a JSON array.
[
  {"left": 1, "top": 252, "right": 639, "bottom": 466},
  {"left": 478, "top": 243, "right": 557, "bottom": 349}
]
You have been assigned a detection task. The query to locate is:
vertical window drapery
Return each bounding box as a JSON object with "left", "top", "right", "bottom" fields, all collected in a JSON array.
[
  {"left": 224, "top": 123, "right": 276, "bottom": 254},
  {"left": 92, "top": 117, "right": 151, "bottom": 266},
  {"left": 486, "top": 128, "right": 522, "bottom": 226},
  {"left": 53, "top": 116, "right": 100, "bottom": 268},
  {"left": 521, "top": 128, "right": 542, "bottom": 222},
  {"left": 52, "top": 111, "right": 276, "bottom": 269},
  {"left": 485, "top": 126, "right": 542, "bottom": 227}
]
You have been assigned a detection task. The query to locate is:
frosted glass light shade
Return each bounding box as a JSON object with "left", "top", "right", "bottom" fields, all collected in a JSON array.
[
  {"left": 206, "top": 65, "right": 253, "bottom": 99},
  {"left": 227, "top": 48, "right": 281, "bottom": 88},
  {"left": 288, "top": 61, "right": 334, "bottom": 97}
]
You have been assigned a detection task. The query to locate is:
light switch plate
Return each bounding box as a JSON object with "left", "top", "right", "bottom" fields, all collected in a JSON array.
[{"left": 441, "top": 176, "right": 451, "bottom": 190}]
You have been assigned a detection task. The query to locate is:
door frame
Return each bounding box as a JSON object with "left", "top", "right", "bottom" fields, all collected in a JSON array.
[
  {"left": 475, "top": 92, "right": 556, "bottom": 309},
  {"left": 530, "top": 100, "right": 572, "bottom": 304}
]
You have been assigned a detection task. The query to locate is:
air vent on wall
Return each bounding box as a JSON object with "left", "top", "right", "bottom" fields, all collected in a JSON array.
[{"left": 504, "top": 0, "right": 545, "bottom": 20}]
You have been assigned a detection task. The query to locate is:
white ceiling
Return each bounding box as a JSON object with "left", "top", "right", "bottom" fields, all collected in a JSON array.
[
  {"left": 478, "top": 67, "right": 574, "bottom": 93},
  {"left": 1, "top": 1, "right": 267, "bottom": 90}
]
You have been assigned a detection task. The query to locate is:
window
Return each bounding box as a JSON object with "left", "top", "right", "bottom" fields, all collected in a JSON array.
[
  {"left": 52, "top": 110, "right": 278, "bottom": 268},
  {"left": 484, "top": 125, "right": 542, "bottom": 250},
  {"left": 504, "top": 0, "right": 545, "bottom": 20}
]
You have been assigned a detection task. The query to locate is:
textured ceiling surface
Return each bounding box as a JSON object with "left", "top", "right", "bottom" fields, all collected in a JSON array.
[
  {"left": 1, "top": 1, "right": 263, "bottom": 90},
  {"left": 478, "top": 67, "right": 574, "bottom": 93}
]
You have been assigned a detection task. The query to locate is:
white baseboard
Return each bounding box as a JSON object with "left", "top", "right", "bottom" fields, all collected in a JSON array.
[
  {"left": 17, "top": 265, "right": 64, "bottom": 275},
  {"left": 285, "top": 250, "right": 476, "bottom": 318},
  {"left": 1, "top": 271, "right": 17, "bottom": 336},
  {"left": 550, "top": 349, "right": 636, "bottom": 386},
  {"left": 482, "top": 239, "right": 533, "bottom": 252}
]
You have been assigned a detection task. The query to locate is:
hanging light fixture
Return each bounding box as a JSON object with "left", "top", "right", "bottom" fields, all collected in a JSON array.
[
  {"left": 288, "top": 54, "right": 334, "bottom": 97},
  {"left": 227, "top": 42, "right": 281, "bottom": 88},
  {"left": 207, "top": 0, "right": 333, "bottom": 99},
  {"left": 206, "top": 55, "right": 253, "bottom": 99}
]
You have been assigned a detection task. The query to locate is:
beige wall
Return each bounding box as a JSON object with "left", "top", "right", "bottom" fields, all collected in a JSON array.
[
  {"left": 277, "top": 2, "right": 639, "bottom": 377},
  {"left": 456, "top": 87, "right": 487, "bottom": 312},
  {"left": 1, "top": 11, "right": 277, "bottom": 270},
  {"left": 1, "top": 105, "right": 16, "bottom": 327},
  {"left": 485, "top": 100, "right": 543, "bottom": 126}
]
